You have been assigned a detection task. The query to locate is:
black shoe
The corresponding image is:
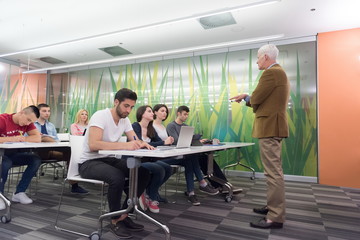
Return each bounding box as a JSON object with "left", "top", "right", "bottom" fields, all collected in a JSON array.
[
  {"left": 110, "top": 221, "right": 132, "bottom": 238},
  {"left": 250, "top": 217, "right": 283, "bottom": 229},
  {"left": 122, "top": 217, "right": 144, "bottom": 232},
  {"left": 188, "top": 195, "right": 200, "bottom": 206},
  {"left": 253, "top": 206, "right": 269, "bottom": 215},
  {"left": 71, "top": 185, "right": 89, "bottom": 194},
  {"left": 155, "top": 193, "right": 168, "bottom": 203}
]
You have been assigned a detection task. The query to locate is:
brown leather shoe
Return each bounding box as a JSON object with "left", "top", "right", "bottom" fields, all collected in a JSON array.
[
  {"left": 250, "top": 218, "right": 283, "bottom": 229},
  {"left": 253, "top": 206, "right": 269, "bottom": 215}
]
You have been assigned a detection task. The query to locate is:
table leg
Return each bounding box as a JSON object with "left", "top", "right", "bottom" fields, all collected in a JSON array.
[
  {"left": 0, "top": 150, "right": 12, "bottom": 223},
  {"left": 206, "top": 151, "right": 235, "bottom": 202},
  {"left": 222, "top": 148, "right": 256, "bottom": 180},
  {"left": 97, "top": 157, "right": 170, "bottom": 239}
]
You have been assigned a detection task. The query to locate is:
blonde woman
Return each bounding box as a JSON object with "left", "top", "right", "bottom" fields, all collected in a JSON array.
[{"left": 70, "top": 109, "right": 89, "bottom": 135}]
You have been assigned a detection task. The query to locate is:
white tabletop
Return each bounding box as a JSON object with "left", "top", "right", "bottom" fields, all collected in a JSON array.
[
  {"left": 0, "top": 142, "right": 70, "bottom": 150},
  {"left": 99, "top": 142, "right": 254, "bottom": 158}
]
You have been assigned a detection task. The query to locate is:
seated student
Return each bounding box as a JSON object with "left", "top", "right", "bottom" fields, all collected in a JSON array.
[
  {"left": 132, "top": 105, "right": 173, "bottom": 213},
  {"left": 153, "top": 104, "right": 219, "bottom": 206},
  {"left": 166, "top": 105, "right": 242, "bottom": 194},
  {"left": 78, "top": 88, "right": 152, "bottom": 239},
  {"left": 70, "top": 109, "right": 89, "bottom": 136},
  {"left": 34, "top": 103, "right": 88, "bottom": 194},
  {"left": 0, "top": 105, "right": 42, "bottom": 210}
]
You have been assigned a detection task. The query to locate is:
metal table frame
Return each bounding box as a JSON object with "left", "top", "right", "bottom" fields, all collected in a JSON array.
[{"left": 99, "top": 142, "right": 254, "bottom": 239}]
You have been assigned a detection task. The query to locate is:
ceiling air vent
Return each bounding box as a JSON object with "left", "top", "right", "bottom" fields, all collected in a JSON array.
[
  {"left": 38, "top": 56, "right": 66, "bottom": 64},
  {"left": 198, "top": 12, "right": 237, "bottom": 29},
  {"left": 99, "top": 46, "right": 132, "bottom": 57}
]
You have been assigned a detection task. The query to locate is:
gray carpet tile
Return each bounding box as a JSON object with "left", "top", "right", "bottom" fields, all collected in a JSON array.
[{"left": 1, "top": 172, "right": 360, "bottom": 240}]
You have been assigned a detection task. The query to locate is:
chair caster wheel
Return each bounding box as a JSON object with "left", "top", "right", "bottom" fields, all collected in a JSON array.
[
  {"left": 1, "top": 215, "right": 11, "bottom": 223},
  {"left": 250, "top": 176, "right": 255, "bottom": 180},
  {"left": 89, "top": 231, "right": 100, "bottom": 240},
  {"left": 225, "top": 195, "right": 232, "bottom": 203},
  {"left": 40, "top": 172, "right": 45, "bottom": 176}
]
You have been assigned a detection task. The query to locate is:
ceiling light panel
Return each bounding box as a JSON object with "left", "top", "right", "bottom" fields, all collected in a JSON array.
[
  {"left": 198, "top": 12, "right": 237, "bottom": 29},
  {"left": 99, "top": 46, "right": 132, "bottom": 57},
  {"left": 38, "top": 56, "right": 66, "bottom": 64}
]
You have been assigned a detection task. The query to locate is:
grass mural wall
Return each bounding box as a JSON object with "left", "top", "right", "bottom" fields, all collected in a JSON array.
[{"left": 49, "top": 42, "right": 317, "bottom": 177}]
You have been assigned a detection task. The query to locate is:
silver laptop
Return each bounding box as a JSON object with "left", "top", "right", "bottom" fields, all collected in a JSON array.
[{"left": 157, "top": 126, "right": 195, "bottom": 150}]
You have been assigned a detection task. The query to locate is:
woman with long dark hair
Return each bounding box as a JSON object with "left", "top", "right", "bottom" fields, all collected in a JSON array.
[{"left": 132, "top": 105, "right": 173, "bottom": 213}]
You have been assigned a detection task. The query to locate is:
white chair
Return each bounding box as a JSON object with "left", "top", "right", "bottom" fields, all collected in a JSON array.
[
  {"left": 55, "top": 135, "right": 106, "bottom": 239},
  {"left": 57, "top": 133, "right": 70, "bottom": 142},
  {"left": 119, "top": 136, "right": 127, "bottom": 142}
]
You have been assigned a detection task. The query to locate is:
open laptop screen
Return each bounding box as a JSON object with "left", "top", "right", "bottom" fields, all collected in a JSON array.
[{"left": 176, "top": 126, "right": 195, "bottom": 148}]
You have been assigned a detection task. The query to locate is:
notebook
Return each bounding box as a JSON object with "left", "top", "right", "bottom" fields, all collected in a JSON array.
[{"left": 157, "top": 126, "right": 195, "bottom": 150}]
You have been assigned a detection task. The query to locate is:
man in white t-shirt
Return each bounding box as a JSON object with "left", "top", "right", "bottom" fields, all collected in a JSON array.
[{"left": 78, "top": 88, "right": 153, "bottom": 239}]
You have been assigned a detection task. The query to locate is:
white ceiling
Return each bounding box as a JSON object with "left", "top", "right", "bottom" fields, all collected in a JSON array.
[{"left": 0, "top": 0, "right": 359, "bottom": 72}]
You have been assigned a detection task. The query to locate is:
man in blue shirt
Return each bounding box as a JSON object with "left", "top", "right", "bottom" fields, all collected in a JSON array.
[{"left": 35, "top": 103, "right": 88, "bottom": 194}]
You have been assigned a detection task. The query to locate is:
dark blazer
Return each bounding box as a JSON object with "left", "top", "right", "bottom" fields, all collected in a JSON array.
[
  {"left": 249, "top": 64, "right": 290, "bottom": 139},
  {"left": 132, "top": 122, "right": 165, "bottom": 147}
]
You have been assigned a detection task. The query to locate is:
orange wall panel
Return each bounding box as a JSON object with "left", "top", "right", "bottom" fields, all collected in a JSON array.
[
  {"left": 8, "top": 73, "right": 47, "bottom": 112},
  {"left": 318, "top": 28, "right": 360, "bottom": 188}
]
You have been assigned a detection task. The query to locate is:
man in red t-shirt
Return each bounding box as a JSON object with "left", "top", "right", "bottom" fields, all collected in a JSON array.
[{"left": 0, "top": 105, "right": 41, "bottom": 210}]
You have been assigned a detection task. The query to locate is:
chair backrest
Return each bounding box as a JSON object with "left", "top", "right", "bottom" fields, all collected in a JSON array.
[
  {"left": 58, "top": 133, "right": 70, "bottom": 142},
  {"left": 119, "top": 136, "right": 127, "bottom": 142},
  {"left": 68, "top": 135, "right": 85, "bottom": 178}
]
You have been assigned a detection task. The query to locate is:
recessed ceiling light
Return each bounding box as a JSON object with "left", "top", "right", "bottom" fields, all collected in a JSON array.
[
  {"left": 38, "top": 56, "right": 66, "bottom": 64},
  {"left": 198, "top": 12, "right": 236, "bottom": 29}
]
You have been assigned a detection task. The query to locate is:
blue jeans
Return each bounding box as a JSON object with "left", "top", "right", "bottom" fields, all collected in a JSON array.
[
  {"left": 141, "top": 160, "right": 172, "bottom": 200},
  {"left": 1, "top": 152, "right": 42, "bottom": 193},
  {"left": 161, "top": 154, "right": 204, "bottom": 193}
]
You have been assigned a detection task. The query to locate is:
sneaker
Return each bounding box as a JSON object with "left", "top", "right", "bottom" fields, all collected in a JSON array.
[
  {"left": 71, "top": 185, "right": 89, "bottom": 194},
  {"left": 110, "top": 221, "right": 132, "bottom": 239},
  {"left": 138, "top": 193, "right": 148, "bottom": 211},
  {"left": 220, "top": 186, "right": 243, "bottom": 194},
  {"left": 122, "top": 217, "right": 144, "bottom": 232},
  {"left": 0, "top": 198, "right": 5, "bottom": 210},
  {"left": 148, "top": 200, "right": 160, "bottom": 213},
  {"left": 12, "top": 192, "right": 33, "bottom": 204},
  {"left": 199, "top": 184, "right": 219, "bottom": 195},
  {"left": 188, "top": 195, "right": 200, "bottom": 206}
]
